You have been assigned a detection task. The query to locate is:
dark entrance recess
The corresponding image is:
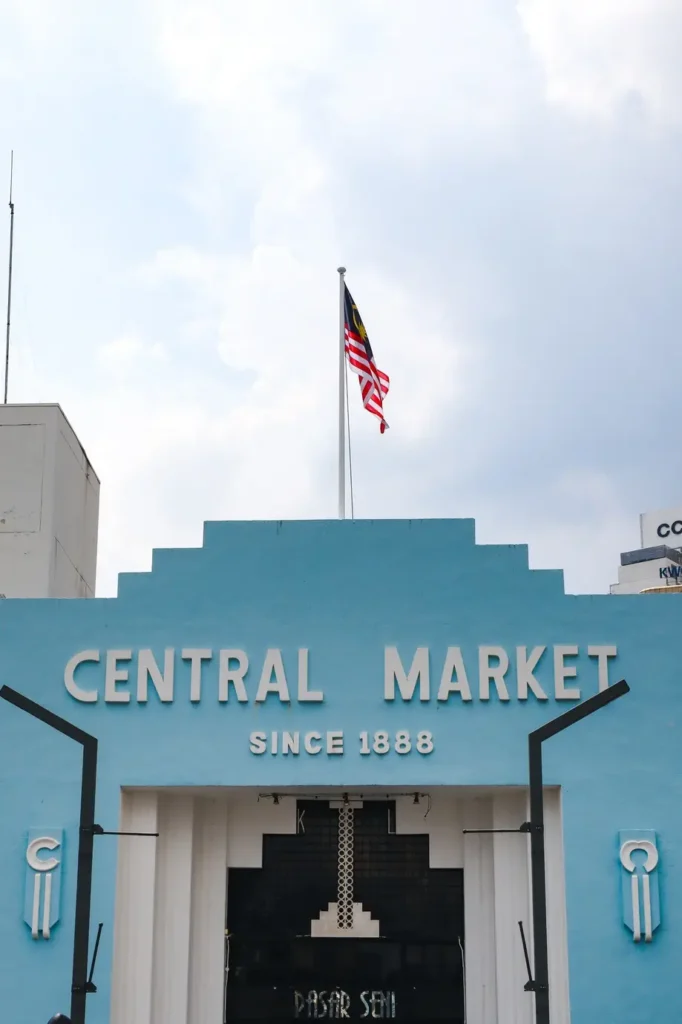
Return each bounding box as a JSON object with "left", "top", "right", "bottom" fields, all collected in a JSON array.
[{"left": 225, "top": 801, "right": 465, "bottom": 1023}]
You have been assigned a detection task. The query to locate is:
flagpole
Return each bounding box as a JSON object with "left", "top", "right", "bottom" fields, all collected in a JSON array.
[
  {"left": 4, "top": 151, "right": 14, "bottom": 405},
  {"left": 337, "top": 266, "right": 346, "bottom": 519}
]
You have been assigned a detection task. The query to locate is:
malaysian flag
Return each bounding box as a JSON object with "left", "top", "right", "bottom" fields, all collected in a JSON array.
[{"left": 343, "top": 284, "right": 390, "bottom": 433}]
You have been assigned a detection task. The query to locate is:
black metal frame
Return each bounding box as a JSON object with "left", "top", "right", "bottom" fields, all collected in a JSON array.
[
  {"left": 1, "top": 684, "right": 159, "bottom": 1024},
  {"left": 0, "top": 685, "right": 98, "bottom": 1024},
  {"left": 526, "top": 678, "right": 630, "bottom": 1024},
  {"left": 463, "top": 679, "right": 630, "bottom": 1023}
]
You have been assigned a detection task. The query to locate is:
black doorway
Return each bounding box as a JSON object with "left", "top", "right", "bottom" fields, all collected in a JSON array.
[{"left": 225, "top": 800, "right": 465, "bottom": 1023}]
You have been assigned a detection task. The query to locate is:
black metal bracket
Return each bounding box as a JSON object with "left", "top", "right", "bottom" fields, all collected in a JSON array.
[
  {"left": 72, "top": 922, "right": 104, "bottom": 995},
  {"left": 462, "top": 822, "right": 537, "bottom": 835},
  {"left": 87, "top": 825, "right": 159, "bottom": 837},
  {"left": 518, "top": 920, "right": 535, "bottom": 991},
  {"left": 518, "top": 920, "right": 548, "bottom": 993}
]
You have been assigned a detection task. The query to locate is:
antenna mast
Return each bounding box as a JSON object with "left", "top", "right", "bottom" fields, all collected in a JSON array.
[{"left": 4, "top": 150, "right": 14, "bottom": 404}]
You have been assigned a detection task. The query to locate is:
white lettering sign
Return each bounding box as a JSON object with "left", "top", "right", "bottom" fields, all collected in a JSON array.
[
  {"left": 249, "top": 729, "right": 435, "bottom": 757},
  {"left": 63, "top": 644, "right": 618, "bottom": 705},
  {"left": 384, "top": 645, "right": 617, "bottom": 703},
  {"left": 65, "top": 648, "right": 323, "bottom": 704}
]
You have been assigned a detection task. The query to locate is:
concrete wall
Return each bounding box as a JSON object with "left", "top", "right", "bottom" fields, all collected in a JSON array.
[{"left": 0, "top": 404, "right": 99, "bottom": 597}]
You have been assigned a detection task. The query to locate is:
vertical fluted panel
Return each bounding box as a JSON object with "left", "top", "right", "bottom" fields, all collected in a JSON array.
[
  {"left": 188, "top": 797, "right": 229, "bottom": 1023},
  {"left": 110, "top": 790, "right": 159, "bottom": 1024},
  {"left": 545, "top": 790, "right": 571, "bottom": 1024},
  {"left": 151, "top": 795, "right": 194, "bottom": 1024},
  {"left": 462, "top": 797, "right": 498, "bottom": 1024},
  {"left": 493, "top": 792, "right": 534, "bottom": 1024}
]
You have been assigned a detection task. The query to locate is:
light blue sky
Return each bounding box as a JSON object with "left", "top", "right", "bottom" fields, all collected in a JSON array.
[{"left": 1, "top": 0, "right": 681, "bottom": 595}]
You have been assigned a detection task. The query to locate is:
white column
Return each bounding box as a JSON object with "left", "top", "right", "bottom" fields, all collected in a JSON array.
[
  {"left": 395, "top": 791, "right": 464, "bottom": 867},
  {"left": 188, "top": 797, "right": 229, "bottom": 1023},
  {"left": 462, "top": 796, "right": 497, "bottom": 1024},
  {"left": 151, "top": 794, "right": 195, "bottom": 1024},
  {"left": 544, "top": 789, "right": 571, "bottom": 1024},
  {"left": 493, "top": 791, "right": 533, "bottom": 1024},
  {"left": 110, "top": 790, "right": 159, "bottom": 1024}
]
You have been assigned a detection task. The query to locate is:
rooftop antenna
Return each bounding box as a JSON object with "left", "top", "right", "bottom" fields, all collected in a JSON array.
[{"left": 4, "top": 150, "right": 14, "bottom": 404}]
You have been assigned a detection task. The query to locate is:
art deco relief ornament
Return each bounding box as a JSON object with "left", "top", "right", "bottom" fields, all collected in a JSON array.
[
  {"left": 24, "top": 829, "right": 63, "bottom": 940},
  {"left": 619, "top": 831, "right": 660, "bottom": 943}
]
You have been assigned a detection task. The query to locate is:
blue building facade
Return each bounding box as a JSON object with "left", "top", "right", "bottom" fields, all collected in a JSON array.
[{"left": 0, "top": 518, "right": 678, "bottom": 1024}]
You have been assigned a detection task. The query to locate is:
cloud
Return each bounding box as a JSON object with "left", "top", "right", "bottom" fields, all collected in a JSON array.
[
  {"left": 518, "top": 0, "right": 682, "bottom": 123},
  {"left": 138, "top": 236, "right": 464, "bottom": 468},
  {"left": 150, "top": 0, "right": 534, "bottom": 184},
  {"left": 2, "top": 0, "right": 682, "bottom": 600},
  {"left": 98, "top": 334, "right": 167, "bottom": 372}
]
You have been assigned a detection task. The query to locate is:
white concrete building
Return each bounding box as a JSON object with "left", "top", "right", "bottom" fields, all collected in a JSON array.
[
  {"left": 611, "top": 504, "right": 682, "bottom": 594},
  {"left": 0, "top": 403, "right": 99, "bottom": 598}
]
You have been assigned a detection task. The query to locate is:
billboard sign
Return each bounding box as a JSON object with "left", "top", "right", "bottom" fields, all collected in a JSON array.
[{"left": 640, "top": 506, "right": 682, "bottom": 548}]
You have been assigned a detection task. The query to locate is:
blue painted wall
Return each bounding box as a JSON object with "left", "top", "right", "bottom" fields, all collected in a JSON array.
[{"left": 0, "top": 518, "right": 679, "bottom": 1022}]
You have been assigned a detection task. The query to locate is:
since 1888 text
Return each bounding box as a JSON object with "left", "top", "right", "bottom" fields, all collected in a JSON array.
[{"left": 249, "top": 729, "right": 434, "bottom": 757}]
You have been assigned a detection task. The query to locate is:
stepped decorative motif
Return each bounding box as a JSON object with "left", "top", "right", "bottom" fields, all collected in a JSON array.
[{"left": 311, "top": 804, "right": 380, "bottom": 938}]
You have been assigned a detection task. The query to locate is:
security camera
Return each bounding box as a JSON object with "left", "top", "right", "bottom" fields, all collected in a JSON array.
[{"left": 47, "top": 1016, "right": 72, "bottom": 1024}]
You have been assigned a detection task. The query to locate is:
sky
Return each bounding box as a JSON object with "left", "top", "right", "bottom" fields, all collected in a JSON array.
[{"left": 1, "top": 0, "right": 681, "bottom": 597}]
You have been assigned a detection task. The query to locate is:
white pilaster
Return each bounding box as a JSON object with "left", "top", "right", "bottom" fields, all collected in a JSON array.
[
  {"left": 226, "top": 792, "right": 296, "bottom": 867},
  {"left": 395, "top": 791, "right": 464, "bottom": 867},
  {"left": 493, "top": 791, "right": 533, "bottom": 1024},
  {"left": 188, "top": 797, "right": 229, "bottom": 1024},
  {"left": 462, "top": 796, "right": 497, "bottom": 1024},
  {"left": 151, "top": 794, "right": 195, "bottom": 1024},
  {"left": 545, "top": 789, "right": 571, "bottom": 1024},
  {"left": 110, "top": 790, "right": 159, "bottom": 1024}
]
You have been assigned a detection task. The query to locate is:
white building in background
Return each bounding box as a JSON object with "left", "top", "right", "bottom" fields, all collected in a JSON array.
[
  {"left": 0, "top": 404, "right": 99, "bottom": 598},
  {"left": 610, "top": 505, "right": 682, "bottom": 594}
]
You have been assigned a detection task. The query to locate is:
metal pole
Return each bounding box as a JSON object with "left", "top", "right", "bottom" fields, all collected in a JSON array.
[
  {"left": 71, "top": 737, "right": 98, "bottom": 1024},
  {"left": 528, "top": 732, "right": 550, "bottom": 1022},
  {"left": 4, "top": 150, "right": 15, "bottom": 404},
  {"left": 337, "top": 266, "right": 346, "bottom": 519},
  {"left": 0, "top": 686, "right": 98, "bottom": 1024},
  {"left": 526, "top": 679, "right": 630, "bottom": 1024}
]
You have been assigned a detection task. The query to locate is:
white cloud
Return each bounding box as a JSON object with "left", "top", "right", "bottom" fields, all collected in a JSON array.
[
  {"left": 1, "top": 0, "right": 152, "bottom": 83},
  {"left": 142, "top": 238, "right": 463, "bottom": 448},
  {"left": 5, "top": 0, "right": 478, "bottom": 596},
  {"left": 518, "top": 0, "right": 682, "bottom": 123},
  {"left": 150, "top": 0, "right": 530, "bottom": 175},
  {"left": 138, "top": 0, "right": 482, "bottom": 477},
  {"left": 4, "top": 0, "right": 678, "bottom": 601},
  {"left": 98, "top": 334, "right": 167, "bottom": 372}
]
